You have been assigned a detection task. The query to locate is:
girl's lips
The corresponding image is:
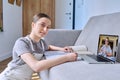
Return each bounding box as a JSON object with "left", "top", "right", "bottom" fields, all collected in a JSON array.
[{"left": 40, "top": 32, "right": 46, "bottom": 35}]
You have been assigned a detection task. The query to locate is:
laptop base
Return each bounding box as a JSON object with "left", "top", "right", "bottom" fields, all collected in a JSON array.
[{"left": 78, "top": 54, "right": 115, "bottom": 64}]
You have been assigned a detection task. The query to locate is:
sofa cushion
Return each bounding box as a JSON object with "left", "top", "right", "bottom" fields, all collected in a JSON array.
[{"left": 44, "top": 29, "right": 81, "bottom": 47}]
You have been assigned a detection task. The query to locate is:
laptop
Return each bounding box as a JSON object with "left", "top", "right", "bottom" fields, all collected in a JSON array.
[{"left": 78, "top": 34, "right": 119, "bottom": 64}]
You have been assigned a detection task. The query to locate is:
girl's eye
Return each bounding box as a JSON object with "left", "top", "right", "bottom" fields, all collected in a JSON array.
[
  {"left": 47, "top": 26, "right": 51, "bottom": 29},
  {"left": 38, "top": 22, "right": 51, "bottom": 29},
  {"left": 40, "top": 23, "right": 46, "bottom": 27}
]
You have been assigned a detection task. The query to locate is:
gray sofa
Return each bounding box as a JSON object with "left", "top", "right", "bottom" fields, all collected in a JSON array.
[{"left": 40, "top": 12, "right": 120, "bottom": 80}]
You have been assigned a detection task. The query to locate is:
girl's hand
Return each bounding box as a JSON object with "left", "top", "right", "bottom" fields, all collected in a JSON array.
[
  {"left": 66, "top": 53, "right": 78, "bottom": 61},
  {"left": 63, "top": 46, "right": 74, "bottom": 53}
]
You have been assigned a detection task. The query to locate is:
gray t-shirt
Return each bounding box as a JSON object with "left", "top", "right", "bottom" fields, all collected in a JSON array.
[{"left": 8, "top": 36, "right": 49, "bottom": 69}]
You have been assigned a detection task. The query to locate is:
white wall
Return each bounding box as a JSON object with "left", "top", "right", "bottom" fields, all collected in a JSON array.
[
  {"left": 55, "top": 0, "right": 73, "bottom": 29},
  {"left": 0, "top": 0, "right": 22, "bottom": 61},
  {"left": 75, "top": 0, "right": 120, "bottom": 30}
]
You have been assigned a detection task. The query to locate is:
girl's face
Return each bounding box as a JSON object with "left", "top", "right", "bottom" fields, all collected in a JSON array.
[
  {"left": 105, "top": 39, "right": 109, "bottom": 45},
  {"left": 32, "top": 17, "right": 51, "bottom": 38}
]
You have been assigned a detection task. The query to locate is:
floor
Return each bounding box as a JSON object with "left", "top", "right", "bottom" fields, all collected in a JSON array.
[{"left": 0, "top": 57, "right": 40, "bottom": 80}]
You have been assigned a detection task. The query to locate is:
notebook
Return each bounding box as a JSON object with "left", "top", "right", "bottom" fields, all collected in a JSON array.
[{"left": 77, "top": 34, "right": 119, "bottom": 64}]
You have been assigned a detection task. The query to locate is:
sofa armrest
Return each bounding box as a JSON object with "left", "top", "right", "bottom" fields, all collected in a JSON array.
[{"left": 44, "top": 29, "right": 81, "bottom": 47}]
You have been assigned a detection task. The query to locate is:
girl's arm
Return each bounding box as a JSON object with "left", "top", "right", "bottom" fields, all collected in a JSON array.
[
  {"left": 48, "top": 45, "right": 73, "bottom": 52},
  {"left": 20, "top": 52, "right": 77, "bottom": 72}
]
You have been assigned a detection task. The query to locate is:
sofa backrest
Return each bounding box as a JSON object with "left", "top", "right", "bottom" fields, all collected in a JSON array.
[
  {"left": 75, "top": 12, "right": 120, "bottom": 56},
  {"left": 44, "top": 29, "right": 81, "bottom": 47}
]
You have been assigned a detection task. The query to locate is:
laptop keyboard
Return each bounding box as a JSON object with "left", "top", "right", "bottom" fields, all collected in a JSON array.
[{"left": 78, "top": 54, "right": 114, "bottom": 64}]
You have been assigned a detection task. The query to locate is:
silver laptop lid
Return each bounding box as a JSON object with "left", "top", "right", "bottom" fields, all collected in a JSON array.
[{"left": 116, "top": 43, "right": 120, "bottom": 62}]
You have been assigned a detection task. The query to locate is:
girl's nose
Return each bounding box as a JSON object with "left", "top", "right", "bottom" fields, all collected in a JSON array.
[{"left": 43, "top": 27, "right": 48, "bottom": 32}]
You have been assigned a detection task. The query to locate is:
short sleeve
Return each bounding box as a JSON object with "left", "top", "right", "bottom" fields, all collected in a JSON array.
[{"left": 13, "top": 38, "right": 32, "bottom": 57}]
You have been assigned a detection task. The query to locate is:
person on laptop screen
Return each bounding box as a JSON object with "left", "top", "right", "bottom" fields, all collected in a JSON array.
[{"left": 99, "top": 37, "right": 112, "bottom": 57}]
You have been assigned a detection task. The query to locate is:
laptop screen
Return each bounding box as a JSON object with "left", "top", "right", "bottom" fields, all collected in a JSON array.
[{"left": 97, "top": 34, "right": 119, "bottom": 62}]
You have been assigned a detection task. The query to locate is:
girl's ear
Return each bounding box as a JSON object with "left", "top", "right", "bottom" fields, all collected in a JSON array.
[{"left": 31, "top": 22, "right": 35, "bottom": 28}]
